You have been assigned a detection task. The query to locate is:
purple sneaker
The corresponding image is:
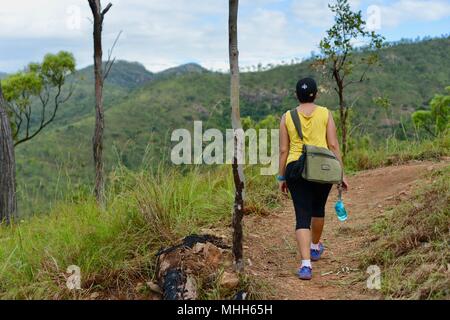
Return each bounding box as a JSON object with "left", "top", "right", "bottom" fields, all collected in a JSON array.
[
  {"left": 311, "top": 243, "right": 324, "bottom": 261},
  {"left": 297, "top": 266, "right": 312, "bottom": 280}
]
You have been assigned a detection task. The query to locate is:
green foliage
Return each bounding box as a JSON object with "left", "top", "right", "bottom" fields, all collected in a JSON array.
[
  {"left": 412, "top": 86, "right": 450, "bottom": 137},
  {"left": 373, "top": 95, "right": 392, "bottom": 112},
  {"left": 3, "top": 51, "right": 75, "bottom": 102},
  {"left": 320, "top": 0, "right": 383, "bottom": 59},
  {"left": 316, "top": 0, "right": 385, "bottom": 155},
  {"left": 13, "top": 37, "right": 450, "bottom": 214},
  {"left": 255, "top": 114, "right": 279, "bottom": 130},
  {"left": 412, "top": 110, "right": 434, "bottom": 134},
  {"left": 241, "top": 116, "right": 255, "bottom": 131},
  {"left": 2, "top": 51, "right": 76, "bottom": 144},
  {"left": 318, "top": 0, "right": 384, "bottom": 79},
  {"left": 345, "top": 134, "right": 449, "bottom": 172},
  {"left": 39, "top": 51, "right": 76, "bottom": 86},
  {"left": 0, "top": 36, "right": 449, "bottom": 298},
  {"left": 243, "top": 114, "right": 279, "bottom": 131},
  {"left": 2, "top": 72, "right": 42, "bottom": 110},
  {"left": 430, "top": 87, "right": 450, "bottom": 133}
]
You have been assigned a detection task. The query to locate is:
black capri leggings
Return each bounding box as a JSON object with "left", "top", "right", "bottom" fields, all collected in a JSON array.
[{"left": 285, "top": 161, "right": 333, "bottom": 230}]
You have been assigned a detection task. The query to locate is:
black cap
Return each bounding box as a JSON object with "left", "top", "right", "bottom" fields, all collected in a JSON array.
[{"left": 296, "top": 77, "right": 318, "bottom": 103}]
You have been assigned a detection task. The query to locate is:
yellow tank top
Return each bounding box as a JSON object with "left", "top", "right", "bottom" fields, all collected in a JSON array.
[{"left": 285, "top": 106, "right": 329, "bottom": 166}]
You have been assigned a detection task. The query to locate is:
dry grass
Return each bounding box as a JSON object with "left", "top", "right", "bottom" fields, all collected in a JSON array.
[
  {"left": 362, "top": 166, "right": 450, "bottom": 299},
  {"left": 0, "top": 164, "right": 281, "bottom": 299}
]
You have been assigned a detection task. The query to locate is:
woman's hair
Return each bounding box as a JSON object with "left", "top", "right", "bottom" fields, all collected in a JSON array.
[{"left": 296, "top": 77, "right": 318, "bottom": 103}]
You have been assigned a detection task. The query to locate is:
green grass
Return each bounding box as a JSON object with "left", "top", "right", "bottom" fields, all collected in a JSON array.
[
  {"left": 0, "top": 164, "right": 280, "bottom": 299},
  {"left": 2, "top": 138, "right": 448, "bottom": 299},
  {"left": 362, "top": 166, "right": 450, "bottom": 299},
  {"left": 345, "top": 134, "right": 449, "bottom": 172}
]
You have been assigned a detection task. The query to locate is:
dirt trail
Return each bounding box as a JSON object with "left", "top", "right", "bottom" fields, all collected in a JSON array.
[{"left": 243, "top": 161, "right": 447, "bottom": 300}]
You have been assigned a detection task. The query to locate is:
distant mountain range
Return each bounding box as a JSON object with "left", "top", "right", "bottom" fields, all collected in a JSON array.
[
  {"left": 76, "top": 61, "right": 208, "bottom": 89},
  {"left": 18, "top": 61, "right": 210, "bottom": 126},
  {"left": 11, "top": 36, "right": 450, "bottom": 214},
  {"left": 0, "top": 61, "right": 208, "bottom": 87}
]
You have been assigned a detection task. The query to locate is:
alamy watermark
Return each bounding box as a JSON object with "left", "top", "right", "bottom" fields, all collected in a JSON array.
[
  {"left": 366, "top": 265, "right": 381, "bottom": 290},
  {"left": 170, "top": 121, "right": 279, "bottom": 175},
  {"left": 366, "top": 5, "right": 382, "bottom": 31},
  {"left": 66, "top": 5, "right": 82, "bottom": 31},
  {"left": 66, "top": 265, "right": 81, "bottom": 290}
]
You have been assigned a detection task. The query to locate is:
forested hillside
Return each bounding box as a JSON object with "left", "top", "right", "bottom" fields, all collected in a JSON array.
[{"left": 15, "top": 37, "right": 450, "bottom": 214}]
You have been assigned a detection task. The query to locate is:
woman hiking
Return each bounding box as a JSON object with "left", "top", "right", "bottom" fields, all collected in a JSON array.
[{"left": 277, "top": 77, "right": 348, "bottom": 280}]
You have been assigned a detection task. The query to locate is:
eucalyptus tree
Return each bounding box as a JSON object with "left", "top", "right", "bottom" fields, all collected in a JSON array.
[
  {"left": 0, "top": 83, "right": 16, "bottom": 223},
  {"left": 0, "top": 51, "right": 76, "bottom": 222}
]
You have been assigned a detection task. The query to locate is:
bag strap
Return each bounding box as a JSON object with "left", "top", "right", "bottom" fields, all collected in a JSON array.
[{"left": 290, "top": 109, "right": 303, "bottom": 141}]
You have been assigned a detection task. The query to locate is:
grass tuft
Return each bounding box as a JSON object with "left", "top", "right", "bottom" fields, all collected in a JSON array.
[{"left": 346, "top": 135, "right": 449, "bottom": 172}]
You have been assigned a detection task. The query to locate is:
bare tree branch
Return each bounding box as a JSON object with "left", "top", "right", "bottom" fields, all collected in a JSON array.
[
  {"left": 14, "top": 80, "right": 73, "bottom": 146},
  {"left": 10, "top": 104, "right": 22, "bottom": 139},
  {"left": 60, "top": 79, "right": 77, "bottom": 104},
  {"left": 24, "top": 104, "right": 31, "bottom": 139},
  {"left": 101, "top": 2, "right": 112, "bottom": 16},
  {"left": 103, "top": 30, "right": 122, "bottom": 80},
  {"left": 343, "top": 61, "right": 373, "bottom": 89}
]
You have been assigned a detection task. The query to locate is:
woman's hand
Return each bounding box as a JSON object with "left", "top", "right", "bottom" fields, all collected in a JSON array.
[
  {"left": 342, "top": 176, "right": 349, "bottom": 191},
  {"left": 279, "top": 181, "right": 288, "bottom": 194}
]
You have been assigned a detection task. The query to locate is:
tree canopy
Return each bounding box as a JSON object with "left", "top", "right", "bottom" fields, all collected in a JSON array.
[
  {"left": 2, "top": 51, "right": 75, "bottom": 146},
  {"left": 412, "top": 86, "right": 450, "bottom": 137}
]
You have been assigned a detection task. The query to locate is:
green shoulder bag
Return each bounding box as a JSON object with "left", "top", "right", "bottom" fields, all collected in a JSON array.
[{"left": 290, "top": 109, "right": 342, "bottom": 184}]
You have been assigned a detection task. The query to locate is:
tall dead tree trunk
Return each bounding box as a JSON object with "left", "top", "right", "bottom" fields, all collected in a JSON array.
[
  {"left": 229, "top": 0, "right": 245, "bottom": 272},
  {"left": 88, "top": 0, "right": 112, "bottom": 206},
  {"left": 0, "top": 82, "right": 17, "bottom": 224}
]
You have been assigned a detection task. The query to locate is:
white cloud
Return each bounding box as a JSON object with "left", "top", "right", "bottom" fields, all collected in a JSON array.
[
  {"left": 291, "top": 0, "right": 361, "bottom": 28},
  {"left": 0, "top": 0, "right": 448, "bottom": 73},
  {"left": 377, "top": 0, "right": 450, "bottom": 27},
  {"left": 0, "top": 0, "right": 228, "bottom": 71},
  {"left": 0, "top": 1, "right": 84, "bottom": 39},
  {"left": 239, "top": 8, "right": 316, "bottom": 66},
  {"left": 0, "top": 0, "right": 312, "bottom": 72}
]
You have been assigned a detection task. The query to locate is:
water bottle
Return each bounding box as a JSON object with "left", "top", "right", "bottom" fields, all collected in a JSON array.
[{"left": 335, "top": 185, "right": 348, "bottom": 222}]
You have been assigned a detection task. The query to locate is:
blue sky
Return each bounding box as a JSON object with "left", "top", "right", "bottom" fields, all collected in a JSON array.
[{"left": 0, "top": 0, "right": 449, "bottom": 73}]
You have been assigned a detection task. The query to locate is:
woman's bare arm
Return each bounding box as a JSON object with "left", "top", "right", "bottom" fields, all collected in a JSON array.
[{"left": 278, "top": 114, "right": 289, "bottom": 193}]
